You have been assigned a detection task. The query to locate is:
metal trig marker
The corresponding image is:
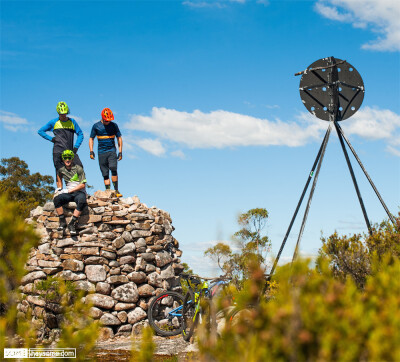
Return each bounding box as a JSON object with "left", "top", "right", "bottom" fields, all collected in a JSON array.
[{"left": 268, "top": 56, "right": 395, "bottom": 278}]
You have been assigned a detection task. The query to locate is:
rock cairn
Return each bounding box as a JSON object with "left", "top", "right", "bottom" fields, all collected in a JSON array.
[{"left": 19, "top": 190, "right": 184, "bottom": 340}]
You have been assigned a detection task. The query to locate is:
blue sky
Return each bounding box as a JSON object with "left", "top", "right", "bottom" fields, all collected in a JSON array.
[{"left": 1, "top": 0, "right": 399, "bottom": 276}]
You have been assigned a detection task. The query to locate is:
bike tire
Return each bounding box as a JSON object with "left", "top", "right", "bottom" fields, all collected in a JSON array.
[
  {"left": 147, "top": 291, "right": 184, "bottom": 337},
  {"left": 182, "top": 290, "right": 198, "bottom": 342}
]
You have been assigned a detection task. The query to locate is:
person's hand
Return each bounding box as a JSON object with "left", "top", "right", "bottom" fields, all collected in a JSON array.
[
  {"left": 118, "top": 152, "right": 122, "bottom": 161},
  {"left": 90, "top": 151, "right": 95, "bottom": 160},
  {"left": 73, "top": 147, "right": 78, "bottom": 154},
  {"left": 55, "top": 187, "right": 62, "bottom": 193},
  {"left": 60, "top": 189, "right": 69, "bottom": 194}
]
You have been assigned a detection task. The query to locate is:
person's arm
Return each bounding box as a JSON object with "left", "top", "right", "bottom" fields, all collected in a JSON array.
[
  {"left": 68, "top": 183, "right": 86, "bottom": 193},
  {"left": 115, "top": 124, "right": 122, "bottom": 160},
  {"left": 72, "top": 119, "right": 84, "bottom": 150},
  {"left": 89, "top": 137, "right": 95, "bottom": 159},
  {"left": 56, "top": 173, "right": 63, "bottom": 189},
  {"left": 38, "top": 119, "right": 56, "bottom": 142},
  {"left": 117, "top": 136, "right": 123, "bottom": 160}
]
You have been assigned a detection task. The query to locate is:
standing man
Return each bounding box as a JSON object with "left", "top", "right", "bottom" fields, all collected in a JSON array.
[
  {"left": 89, "top": 107, "right": 123, "bottom": 197},
  {"left": 38, "top": 101, "right": 84, "bottom": 173},
  {"left": 54, "top": 150, "right": 87, "bottom": 236}
]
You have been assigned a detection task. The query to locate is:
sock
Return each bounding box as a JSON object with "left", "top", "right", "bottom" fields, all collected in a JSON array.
[
  {"left": 59, "top": 214, "right": 66, "bottom": 224},
  {"left": 105, "top": 184, "right": 111, "bottom": 190},
  {"left": 113, "top": 181, "right": 119, "bottom": 191},
  {"left": 70, "top": 215, "right": 78, "bottom": 224}
]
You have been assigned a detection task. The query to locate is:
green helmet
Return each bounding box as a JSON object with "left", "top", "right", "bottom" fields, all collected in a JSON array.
[
  {"left": 61, "top": 149, "right": 75, "bottom": 160},
  {"left": 56, "top": 101, "right": 69, "bottom": 115}
]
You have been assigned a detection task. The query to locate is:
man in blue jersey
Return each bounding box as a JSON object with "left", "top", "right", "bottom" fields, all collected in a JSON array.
[
  {"left": 89, "top": 107, "right": 123, "bottom": 197},
  {"left": 38, "top": 101, "right": 84, "bottom": 172}
]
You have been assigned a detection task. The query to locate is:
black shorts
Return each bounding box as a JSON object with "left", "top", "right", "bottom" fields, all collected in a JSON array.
[
  {"left": 53, "top": 152, "right": 83, "bottom": 171},
  {"left": 98, "top": 151, "right": 117, "bottom": 178},
  {"left": 53, "top": 191, "right": 87, "bottom": 211}
]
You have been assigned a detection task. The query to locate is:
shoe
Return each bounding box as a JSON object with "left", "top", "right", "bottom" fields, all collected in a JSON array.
[
  {"left": 68, "top": 222, "right": 78, "bottom": 236},
  {"left": 115, "top": 191, "right": 123, "bottom": 197}
]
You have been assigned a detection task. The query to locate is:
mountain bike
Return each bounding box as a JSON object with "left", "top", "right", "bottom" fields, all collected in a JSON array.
[
  {"left": 181, "top": 275, "right": 230, "bottom": 342},
  {"left": 147, "top": 274, "right": 200, "bottom": 336}
]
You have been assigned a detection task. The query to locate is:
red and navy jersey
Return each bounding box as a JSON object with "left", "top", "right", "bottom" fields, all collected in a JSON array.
[
  {"left": 90, "top": 121, "right": 122, "bottom": 154},
  {"left": 38, "top": 117, "right": 84, "bottom": 154}
]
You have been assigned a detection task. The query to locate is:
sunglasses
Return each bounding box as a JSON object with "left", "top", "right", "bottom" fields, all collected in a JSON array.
[{"left": 63, "top": 157, "right": 73, "bottom": 161}]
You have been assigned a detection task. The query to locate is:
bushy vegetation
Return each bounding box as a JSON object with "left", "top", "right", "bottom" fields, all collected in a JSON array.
[
  {"left": 0, "top": 157, "right": 54, "bottom": 217},
  {"left": 198, "top": 214, "right": 400, "bottom": 361},
  {"left": 0, "top": 195, "right": 100, "bottom": 360},
  {"left": 205, "top": 208, "right": 271, "bottom": 287}
]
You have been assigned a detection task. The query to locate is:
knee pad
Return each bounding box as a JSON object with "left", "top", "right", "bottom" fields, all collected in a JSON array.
[{"left": 111, "top": 170, "right": 118, "bottom": 177}]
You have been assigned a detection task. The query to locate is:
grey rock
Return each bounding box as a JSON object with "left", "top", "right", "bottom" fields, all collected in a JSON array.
[
  {"left": 122, "top": 231, "right": 133, "bottom": 243},
  {"left": 135, "top": 238, "right": 146, "bottom": 248},
  {"left": 96, "top": 282, "right": 111, "bottom": 295},
  {"left": 109, "top": 275, "right": 129, "bottom": 284},
  {"left": 155, "top": 251, "right": 173, "bottom": 268},
  {"left": 117, "top": 311, "right": 128, "bottom": 323},
  {"left": 21, "top": 271, "right": 47, "bottom": 285},
  {"left": 85, "top": 265, "right": 107, "bottom": 282},
  {"left": 74, "top": 280, "right": 95, "bottom": 292},
  {"left": 43, "top": 202, "right": 55, "bottom": 211},
  {"left": 145, "top": 264, "right": 156, "bottom": 273},
  {"left": 147, "top": 272, "right": 163, "bottom": 288},
  {"left": 100, "top": 250, "right": 117, "bottom": 259},
  {"left": 100, "top": 313, "right": 122, "bottom": 326},
  {"left": 98, "top": 224, "right": 112, "bottom": 232},
  {"left": 89, "top": 307, "right": 103, "bottom": 319},
  {"left": 109, "top": 260, "right": 120, "bottom": 267},
  {"left": 116, "top": 324, "right": 132, "bottom": 336},
  {"left": 56, "top": 238, "right": 76, "bottom": 247},
  {"left": 138, "top": 284, "right": 155, "bottom": 297},
  {"left": 84, "top": 256, "right": 109, "bottom": 265},
  {"left": 93, "top": 207, "right": 105, "bottom": 214},
  {"left": 62, "top": 259, "right": 84, "bottom": 272},
  {"left": 98, "top": 327, "right": 114, "bottom": 341},
  {"left": 38, "top": 243, "right": 52, "bottom": 254},
  {"left": 58, "top": 270, "right": 86, "bottom": 281},
  {"left": 120, "top": 197, "right": 135, "bottom": 205},
  {"left": 30, "top": 206, "right": 43, "bottom": 218},
  {"left": 127, "top": 307, "right": 147, "bottom": 324},
  {"left": 79, "top": 226, "right": 97, "bottom": 235},
  {"left": 119, "top": 255, "right": 135, "bottom": 264},
  {"left": 121, "top": 265, "right": 135, "bottom": 273},
  {"left": 99, "top": 232, "right": 115, "bottom": 239},
  {"left": 141, "top": 253, "right": 155, "bottom": 262},
  {"left": 110, "top": 267, "right": 121, "bottom": 275},
  {"left": 115, "top": 302, "right": 136, "bottom": 311},
  {"left": 111, "top": 282, "right": 139, "bottom": 303},
  {"left": 128, "top": 271, "right": 147, "bottom": 284},
  {"left": 86, "top": 294, "right": 115, "bottom": 309},
  {"left": 160, "top": 265, "right": 174, "bottom": 279},
  {"left": 112, "top": 236, "right": 125, "bottom": 249},
  {"left": 117, "top": 242, "right": 135, "bottom": 256},
  {"left": 131, "top": 230, "right": 152, "bottom": 238}
]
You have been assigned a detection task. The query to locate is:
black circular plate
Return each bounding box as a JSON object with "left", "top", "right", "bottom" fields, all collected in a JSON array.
[{"left": 299, "top": 57, "right": 364, "bottom": 121}]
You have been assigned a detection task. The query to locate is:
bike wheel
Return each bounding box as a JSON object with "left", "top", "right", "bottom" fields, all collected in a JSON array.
[
  {"left": 182, "top": 290, "right": 198, "bottom": 342},
  {"left": 147, "top": 291, "right": 184, "bottom": 336}
]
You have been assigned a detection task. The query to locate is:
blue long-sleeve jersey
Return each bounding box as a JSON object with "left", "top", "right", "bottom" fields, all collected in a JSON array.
[{"left": 38, "top": 117, "right": 84, "bottom": 154}]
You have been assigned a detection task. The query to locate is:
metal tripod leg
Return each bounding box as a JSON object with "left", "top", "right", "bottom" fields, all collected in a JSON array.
[
  {"left": 268, "top": 125, "right": 332, "bottom": 277},
  {"left": 334, "top": 121, "right": 372, "bottom": 234},
  {"left": 335, "top": 122, "right": 396, "bottom": 225},
  {"left": 292, "top": 122, "right": 332, "bottom": 262}
]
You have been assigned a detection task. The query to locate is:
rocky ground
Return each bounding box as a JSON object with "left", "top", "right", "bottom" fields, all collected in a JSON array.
[{"left": 90, "top": 335, "right": 198, "bottom": 361}]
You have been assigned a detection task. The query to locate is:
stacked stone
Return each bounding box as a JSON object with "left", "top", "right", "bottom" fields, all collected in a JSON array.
[{"left": 19, "top": 190, "right": 184, "bottom": 339}]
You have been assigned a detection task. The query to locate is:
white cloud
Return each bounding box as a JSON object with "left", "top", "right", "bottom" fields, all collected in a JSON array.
[
  {"left": 0, "top": 110, "right": 29, "bottom": 132},
  {"left": 135, "top": 138, "right": 166, "bottom": 156},
  {"left": 127, "top": 107, "right": 325, "bottom": 149},
  {"left": 171, "top": 150, "right": 186, "bottom": 159},
  {"left": 315, "top": 0, "right": 400, "bottom": 51},
  {"left": 386, "top": 145, "right": 400, "bottom": 157},
  {"left": 342, "top": 106, "right": 400, "bottom": 146}
]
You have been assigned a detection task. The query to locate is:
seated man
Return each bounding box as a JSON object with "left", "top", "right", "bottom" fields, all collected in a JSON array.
[{"left": 54, "top": 149, "right": 87, "bottom": 235}]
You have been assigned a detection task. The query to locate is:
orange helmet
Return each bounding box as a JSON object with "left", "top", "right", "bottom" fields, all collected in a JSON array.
[{"left": 101, "top": 108, "right": 114, "bottom": 122}]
